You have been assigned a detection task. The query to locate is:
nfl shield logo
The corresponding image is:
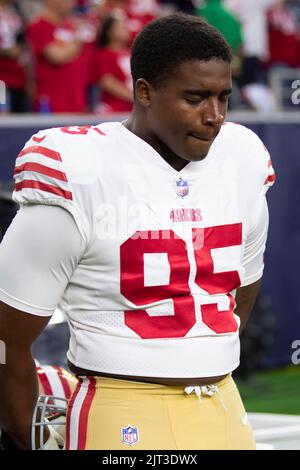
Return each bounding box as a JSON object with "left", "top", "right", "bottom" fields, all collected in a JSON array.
[
  {"left": 121, "top": 425, "right": 139, "bottom": 446},
  {"left": 175, "top": 177, "right": 189, "bottom": 198}
]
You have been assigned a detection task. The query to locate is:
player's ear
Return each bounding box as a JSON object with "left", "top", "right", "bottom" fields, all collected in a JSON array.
[{"left": 134, "top": 78, "right": 152, "bottom": 108}]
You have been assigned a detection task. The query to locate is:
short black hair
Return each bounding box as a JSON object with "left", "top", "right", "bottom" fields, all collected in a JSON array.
[{"left": 131, "top": 13, "right": 232, "bottom": 88}]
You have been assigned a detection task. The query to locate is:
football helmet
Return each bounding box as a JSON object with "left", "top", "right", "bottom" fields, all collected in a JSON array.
[
  {"left": 36, "top": 364, "right": 78, "bottom": 400},
  {"left": 32, "top": 364, "right": 78, "bottom": 450},
  {"left": 31, "top": 394, "right": 67, "bottom": 450}
]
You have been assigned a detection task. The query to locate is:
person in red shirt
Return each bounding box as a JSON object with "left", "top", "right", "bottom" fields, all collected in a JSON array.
[
  {"left": 0, "top": 0, "right": 28, "bottom": 112},
  {"left": 125, "top": 0, "right": 159, "bottom": 42},
  {"left": 94, "top": 10, "right": 133, "bottom": 114},
  {"left": 27, "top": 0, "right": 90, "bottom": 113},
  {"left": 268, "top": 0, "right": 300, "bottom": 68}
]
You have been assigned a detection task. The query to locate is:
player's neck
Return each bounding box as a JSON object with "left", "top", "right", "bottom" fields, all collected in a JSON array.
[{"left": 124, "top": 115, "right": 189, "bottom": 172}]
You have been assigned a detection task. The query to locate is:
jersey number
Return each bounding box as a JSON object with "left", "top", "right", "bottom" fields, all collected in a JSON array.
[
  {"left": 120, "top": 224, "right": 242, "bottom": 339},
  {"left": 60, "top": 126, "right": 106, "bottom": 136}
]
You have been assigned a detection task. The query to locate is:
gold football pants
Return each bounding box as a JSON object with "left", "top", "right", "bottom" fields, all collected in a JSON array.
[{"left": 65, "top": 374, "right": 256, "bottom": 450}]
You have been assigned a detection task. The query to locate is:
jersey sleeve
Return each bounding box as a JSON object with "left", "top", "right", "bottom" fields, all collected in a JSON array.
[
  {"left": 240, "top": 194, "right": 269, "bottom": 286},
  {"left": 262, "top": 145, "right": 276, "bottom": 195},
  {"left": 240, "top": 132, "right": 275, "bottom": 287},
  {"left": 13, "top": 128, "right": 91, "bottom": 244},
  {"left": 0, "top": 205, "right": 84, "bottom": 316}
]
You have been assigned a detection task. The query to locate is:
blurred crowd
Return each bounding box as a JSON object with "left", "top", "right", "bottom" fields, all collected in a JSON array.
[{"left": 0, "top": 0, "right": 300, "bottom": 114}]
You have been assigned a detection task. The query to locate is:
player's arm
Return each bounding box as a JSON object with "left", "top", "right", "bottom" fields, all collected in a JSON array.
[
  {"left": 235, "top": 279, "right": 261, "bottom": 333},
  {"left": 0, "top": 303, "right": 50, "bottom": 449},
  {"left": 0, "top": 205, "right": 85, "bottom": 449}
]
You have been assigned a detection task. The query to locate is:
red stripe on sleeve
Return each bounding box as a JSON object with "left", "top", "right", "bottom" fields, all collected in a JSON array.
[
  {"left": 264, "top": 173, "right": 276, "bottom": 185},
  {"left": 268, "top": 173, "right": 276, "bottom": 182},
  {"left": 77, "top": 378, "right": 96, "bottom": 450},
  {"left": 14, "top": 162, "right": 68, "bottom": 182},
  {"left": 32, "top": 136, "right": 46, "bottom": 143},
  {"left": 15, "top": 180, "right": 73, "bottom": 200},
  {"left": 18, "top": 146, "right": 62, "bottom": 161},
  {"left": 52, "top": 366, "right": 72, "bottom": 400},
  {"left": 65, "top": 379, "right": 82, "bottom": 450}
]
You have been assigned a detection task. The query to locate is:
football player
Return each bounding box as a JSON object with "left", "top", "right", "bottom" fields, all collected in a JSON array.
[{"left": 0, "top": 13, "right": 275, "bottom": 449}]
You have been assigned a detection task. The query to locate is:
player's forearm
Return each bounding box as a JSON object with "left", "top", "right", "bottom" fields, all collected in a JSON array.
[
  {"left": 0, "top": 302, "right": 50, "bottom": 448},
  {"left": 0, "top": 354, "right": 39, "bottom": 449},
  {"left": 235, "top": 278, "right": 261, "bottom": 333}
]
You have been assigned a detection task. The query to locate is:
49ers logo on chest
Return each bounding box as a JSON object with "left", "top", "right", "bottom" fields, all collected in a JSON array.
[{"left": 170, "top": 208, "right": 202, "bottom": 223}]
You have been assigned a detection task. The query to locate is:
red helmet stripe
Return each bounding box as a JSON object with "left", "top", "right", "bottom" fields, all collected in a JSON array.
[{"left": 36, "top": 366, "right": 53, "bottom": 396}]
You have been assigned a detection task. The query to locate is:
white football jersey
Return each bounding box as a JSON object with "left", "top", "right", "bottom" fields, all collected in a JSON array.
[{"left": 2, "top": 121, "right": 275, "bottom": 377}]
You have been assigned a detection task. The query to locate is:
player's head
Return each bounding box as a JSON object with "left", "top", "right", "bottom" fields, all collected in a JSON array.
[{"left": 130, "top": 13, "right": 232, "bottom": 162}]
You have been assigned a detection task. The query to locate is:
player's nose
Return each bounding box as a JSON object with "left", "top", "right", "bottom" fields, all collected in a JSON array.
[{"left": 202, "top": 98, "right": 224, "bottom": 126}]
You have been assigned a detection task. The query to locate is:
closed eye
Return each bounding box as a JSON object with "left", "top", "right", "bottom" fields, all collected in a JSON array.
[
  {"left": 185, "top": 98, "right": 202, "bottom": 105},
  {"left": 184, "top": 93, "right": 207, "bottom": 104}
]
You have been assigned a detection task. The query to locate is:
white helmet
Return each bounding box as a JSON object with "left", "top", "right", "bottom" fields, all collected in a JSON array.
[
  {"left": 31, "top": 395, "right": 67, "bottom": 450},
  {"left": 36, "top": 364, "right": 78, "bottom": 400},
  {"left": 32, "top": 364, "right": 78, "bottom": 450}
]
